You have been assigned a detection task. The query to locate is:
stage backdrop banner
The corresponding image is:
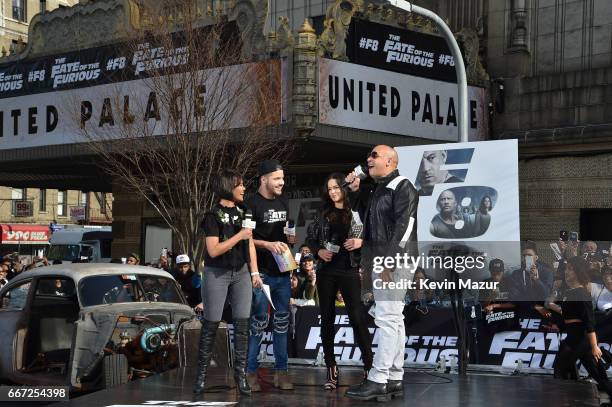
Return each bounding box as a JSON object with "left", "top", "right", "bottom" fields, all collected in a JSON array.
[
  {"left": 251, "top": 306, "right": 612, "bottom": 374},
  {"left": 318, "top": 58, "right": 488, "bottom": 142}
]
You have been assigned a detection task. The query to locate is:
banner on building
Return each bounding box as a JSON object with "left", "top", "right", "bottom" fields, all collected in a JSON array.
[
  {"left": 346, "top": 19, "right": 457, "bottom": 82},
  {"left": 70, "top": 206, "right": 86, "bottom": 221},
  {"left": 0, "top": 24, "right": 240, "bottom": 99},
  {"left": 0, "top": 224, "right": 49, "bottom": 244},
  {"left": 318, "top": 58, "right": 488, "bottom": 141},
  {"left": 13, "top": 201, "right": 33, "bottom": 217},
  {"left": 0, "top": 59, "right": 283, "bottom": 150}
]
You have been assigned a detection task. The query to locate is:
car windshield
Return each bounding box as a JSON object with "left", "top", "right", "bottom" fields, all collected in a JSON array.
[
  {"left": 79, "top": 274, "right": 184, "bottom": 306},
  {"left": 47, "top": 244, "right": 81, "bottom": 262}
]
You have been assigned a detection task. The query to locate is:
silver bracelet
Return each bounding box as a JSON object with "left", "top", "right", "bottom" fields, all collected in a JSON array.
[{"left": 250, "top": 272, "right": 260, "bottom": 277}]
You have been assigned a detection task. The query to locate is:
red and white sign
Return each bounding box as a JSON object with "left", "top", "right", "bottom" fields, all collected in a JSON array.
[
  {"left": 70, "top": 206, "right": 86, "bottom": 221},
  {"left": 14, "top": 201, "right": 33, "bottom": 217},
  {"left": 1, "top": 224, "right": 49, "bottom": 244}
]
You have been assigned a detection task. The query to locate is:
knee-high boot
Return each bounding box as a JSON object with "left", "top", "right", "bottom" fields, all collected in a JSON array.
[
  {"left": 232, "top": 318, "right": 251, "bottom": 396},
  {"left": 193, "top": 319, "right": 220, "bottom": 395}
]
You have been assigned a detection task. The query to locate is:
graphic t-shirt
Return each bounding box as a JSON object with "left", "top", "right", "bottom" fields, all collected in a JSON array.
[
  {"left": 201, "top": 205, "right": 248, "bottom": 269},
  {"left": 245, "top": 192, "right": 289, "bottom": 277}
]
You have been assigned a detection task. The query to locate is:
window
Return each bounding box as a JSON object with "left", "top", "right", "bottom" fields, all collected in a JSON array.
[
  {"left": 100, "top": 192, "right": 107, "bottom": 214},
  {"left": 11, "top": 188, "right": 26, "bottom": 216},
  {"left": 1, "top": 281, "right": 31, "bottom": 310},
  {"left": 79, "top": 191, "right": 88, "bottom": 207},
  {"left": 39, "top": 189, "right": 47, "bottom": 212},
  {"left": 35, "top": 278, "right": 76, "bottom": 297},
  {"left": 12, "top": 0, "right": 26, "bottom": 22},
  {"left": 57, "top": 190, "right": 67, "bottom": 217}
]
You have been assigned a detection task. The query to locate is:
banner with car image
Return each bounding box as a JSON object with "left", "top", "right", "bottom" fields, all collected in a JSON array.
[{"left": 396, "top": 139, "right": 521, "bottom": 282}]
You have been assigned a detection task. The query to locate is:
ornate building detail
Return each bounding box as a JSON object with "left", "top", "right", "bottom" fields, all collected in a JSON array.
[
  {"left": 318, "top": 0, "right": 363, "bottom": 60},
  {"left": 229, "top": 0, "right": 269, "bottom": 60},
  {"left": 509, "top": 0, "right": 529, "bottom": 52},
  {"left": 267, "top": 16, "right": 294, "bottom": 54},
  {"left": 456, "top": 27, "right": 489, "bottom": 87},
  {"left": 294, "top": 20, "right": 318, "bottom": 134}
]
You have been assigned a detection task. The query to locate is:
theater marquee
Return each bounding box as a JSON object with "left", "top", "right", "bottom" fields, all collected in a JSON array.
[{"left": 318, "top": 58, "right": 488, "bottom": 141}]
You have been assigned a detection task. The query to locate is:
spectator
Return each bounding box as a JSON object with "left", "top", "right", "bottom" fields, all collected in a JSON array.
[
  {"left": 298, "top": 244, "right": 311, "bottom": 257},
  {"left": 479, "top": 259, "right": 511, "bottom": 303},
  {"left": 0, "top": 266, "right": 8, "bottom": 289},
  {"left": 592, "top": 269, "right": 612, "bottom": 313},
  {"left": 156, "top": 254, "right": 170, "bottom": 272},
  {"left": 582, "top": 240, "right": 598, "bottom": 255},
  {"left": 334, "top": 291, "right": 345, "bottom": 307},
  {"left": 509, "top": 242, "right": 554, "bottom": 302},
  {"left": 290, "top": 273, "right": 315, "bottom": 307},
  {"left": 297, "top": 253, "right": 315, "bottom": 278},
  {"left": 300, "top": 264, "right": 319, "bottom": 306},
  {"left": 126, "top": 253, "right": 140, "bottom": 265},
  {"left": 171, "top": 254, "right": 203, "bottom": 311}
]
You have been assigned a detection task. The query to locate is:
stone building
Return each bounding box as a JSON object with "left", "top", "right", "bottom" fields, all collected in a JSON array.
[
  {"left": 0, "top": 0, "right": 77, "bottom": 56},
  {"left": 1, "top": 0, "right": 608, "bottom": 261}
]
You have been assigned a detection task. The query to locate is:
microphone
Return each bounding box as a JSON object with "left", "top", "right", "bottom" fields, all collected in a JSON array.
[
  {"left": 342, "top": 164, "right": 369, "bottom": 188},
  {"left": 242, "top": 210, "right": 257, "bottom": 229}
]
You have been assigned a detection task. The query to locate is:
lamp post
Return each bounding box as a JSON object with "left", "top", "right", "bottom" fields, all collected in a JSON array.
[{"left": 387, "top": 0, "right": 469, "bottom": 143}]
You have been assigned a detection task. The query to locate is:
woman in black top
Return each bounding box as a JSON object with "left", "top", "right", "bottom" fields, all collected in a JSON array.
[
  {"left": 551, "top": 256, "right": 611, "bottom": 399},
  {"left": 193, "top": 170, "right": 263, "bottom": 397},
  {"left": 306, "top": 173, "right": 373, "bottom": 390}
]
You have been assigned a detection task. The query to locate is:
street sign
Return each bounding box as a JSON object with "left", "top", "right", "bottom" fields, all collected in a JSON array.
[
  {"left": 14, "top": 201, "right": 33, "bottom": 217},
  {"left": 70, "top": 206, "right": 86, "bottom": 221}
]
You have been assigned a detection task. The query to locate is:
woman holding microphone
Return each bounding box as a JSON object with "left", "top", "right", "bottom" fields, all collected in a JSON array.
[
  {"left": 193, "top": 170, "right": 263, "bottom": 396},
  {"left": 306, "top": 173, "right": 373, "bottom": 390}
]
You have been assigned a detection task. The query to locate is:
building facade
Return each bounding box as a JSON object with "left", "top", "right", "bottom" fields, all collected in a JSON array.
[
  {"left": 0, "top": 0, "right": 609, "bottom": 262},
  {"left": 0, "top": 0, "right": 77, "bottom": 56}
]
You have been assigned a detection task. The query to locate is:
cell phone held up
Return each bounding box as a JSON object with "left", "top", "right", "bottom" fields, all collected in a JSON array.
[
  {"left": 569, "top": 231, "right": 578, "bottom": 242},
  {"left": 559, "top": 230, "right": 568, "bottom": 242}
]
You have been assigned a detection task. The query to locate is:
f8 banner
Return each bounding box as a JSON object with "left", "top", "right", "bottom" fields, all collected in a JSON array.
[
  {"left": 318, "top": 58, "right": 488, "bottom": 141},
  {"left": 0, "top": 60, "right": 282, "bottom": 150},
  {"left": 0, "top": 23, "right": 239, "bottom": 99},
  {"left": 346, "top": 19, "right": 457, "bottom": 82},
  {"left": 396, "top": 140, "right": 521, "bottom": 280}
]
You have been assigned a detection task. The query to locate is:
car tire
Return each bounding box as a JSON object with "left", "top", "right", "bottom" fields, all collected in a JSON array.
[{"left": 103, "top": 354, "right": 128, "bottom": 389}]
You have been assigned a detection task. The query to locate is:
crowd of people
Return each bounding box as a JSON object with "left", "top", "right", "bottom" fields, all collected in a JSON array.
[{"left": 1, "top": 148, "right": 611, "bottom": 404}]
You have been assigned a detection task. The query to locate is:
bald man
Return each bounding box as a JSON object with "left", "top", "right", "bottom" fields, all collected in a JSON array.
[{"left": 344, "top": 145, "right": 419, "bottom": 401}]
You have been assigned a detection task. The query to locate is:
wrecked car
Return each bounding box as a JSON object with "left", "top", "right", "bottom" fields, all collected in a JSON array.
[{"left": 0, "top": 263, "right": 200, "bottom": 391}]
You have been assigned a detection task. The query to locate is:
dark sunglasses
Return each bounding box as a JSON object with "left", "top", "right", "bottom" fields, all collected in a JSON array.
[{"left": 367, "top": 151, "right": 380, "bottom": 159}]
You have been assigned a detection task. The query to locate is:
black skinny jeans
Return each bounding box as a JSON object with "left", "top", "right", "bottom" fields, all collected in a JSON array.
[
  {"left": 316, "top": 267, "right": 373, "bottom": 370},
  {"left": 554, "top": 325, "right": 612, "bottom": 398}
]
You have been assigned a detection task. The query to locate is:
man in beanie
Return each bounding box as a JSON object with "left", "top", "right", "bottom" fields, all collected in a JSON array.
[
  {"left": 245, "top": 159, "right": 296, "bottom": 391},
  {"left": 172, "top": 254, "right": 203, "bottom": 311}
]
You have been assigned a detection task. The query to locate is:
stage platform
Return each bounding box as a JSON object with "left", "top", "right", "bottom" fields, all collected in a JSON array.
[{"left": 58, "top": 365, "right": 602, "bottom": 407}]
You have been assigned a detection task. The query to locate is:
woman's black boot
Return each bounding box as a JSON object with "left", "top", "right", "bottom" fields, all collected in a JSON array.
[
  {"left": 193, "top": 319, "right": 220, "bottom": 395},
  {"left": 232, "top": 319, "right": 251, "bottom": 396}
]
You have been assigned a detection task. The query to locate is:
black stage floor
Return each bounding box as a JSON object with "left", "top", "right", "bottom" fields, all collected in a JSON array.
[{"left": 59, "top": 366, "right": 600, "bottom": 407}]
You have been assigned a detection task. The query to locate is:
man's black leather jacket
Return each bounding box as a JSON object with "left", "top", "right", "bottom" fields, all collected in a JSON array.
[{"left": 353, "top": 169, "right": 419, "bottom": 268}]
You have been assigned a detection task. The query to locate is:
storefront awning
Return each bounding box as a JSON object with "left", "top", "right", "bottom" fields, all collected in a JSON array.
[{"left": 1, "top": 224, "right": 49, "bottom": 245}]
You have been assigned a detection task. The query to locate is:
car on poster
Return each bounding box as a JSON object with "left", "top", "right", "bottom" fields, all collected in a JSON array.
[{"left": 0, "top": 264, "right": 199, "bottom": 391}]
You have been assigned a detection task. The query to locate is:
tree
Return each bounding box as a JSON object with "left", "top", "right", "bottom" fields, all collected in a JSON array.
[{"left": 73, "top": 2, "right": 291, "bottom": 270}]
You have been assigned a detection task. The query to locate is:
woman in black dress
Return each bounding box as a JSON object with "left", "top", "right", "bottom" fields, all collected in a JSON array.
[
  {"left": 306, "top": 173, "right": 373, "bottom": 390},
  {"left": 550, "top": 256, "right": 611, "bottom": 400}
]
